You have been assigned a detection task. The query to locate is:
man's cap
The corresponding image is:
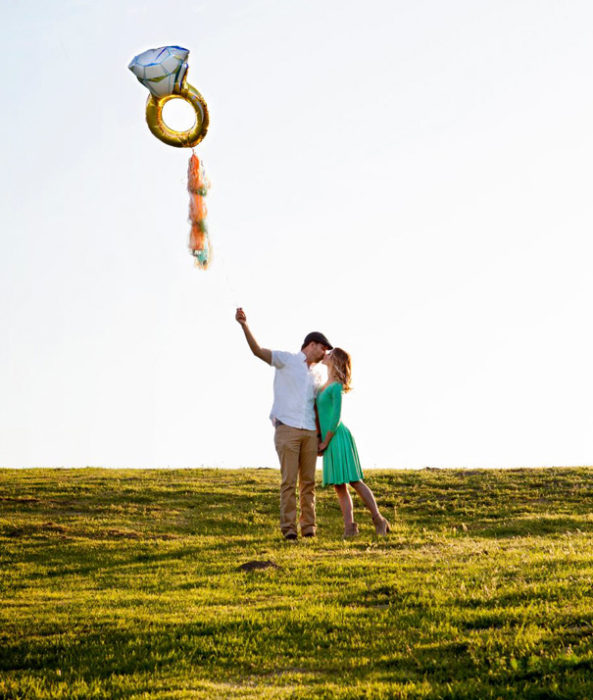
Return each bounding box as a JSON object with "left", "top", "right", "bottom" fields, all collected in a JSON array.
[{"left": 302, "top": 331, "right": 333, "bottom": 349}]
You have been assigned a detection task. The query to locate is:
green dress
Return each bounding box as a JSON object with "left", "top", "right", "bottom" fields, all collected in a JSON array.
[{"left": 316, "top": 382, "right": 364, "bottom": 486}]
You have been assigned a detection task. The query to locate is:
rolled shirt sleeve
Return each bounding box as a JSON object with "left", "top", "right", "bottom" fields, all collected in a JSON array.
[{"left": 271, "top": 350, "right": 291, "bottom": 369}]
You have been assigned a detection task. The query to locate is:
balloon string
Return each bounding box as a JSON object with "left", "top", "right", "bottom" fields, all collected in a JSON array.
[{"left": 214, "top": 234, "right": 242, "bottom": 309}]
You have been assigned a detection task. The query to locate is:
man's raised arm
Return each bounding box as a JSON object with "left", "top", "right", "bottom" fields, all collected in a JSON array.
[{"left": 235, "top": 308, "right": 272, "bottom": 365}]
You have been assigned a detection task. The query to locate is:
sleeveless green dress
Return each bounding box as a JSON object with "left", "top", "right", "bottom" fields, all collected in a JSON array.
[{"left": 316, "top": 382, "right": 364, "bottom": 486}]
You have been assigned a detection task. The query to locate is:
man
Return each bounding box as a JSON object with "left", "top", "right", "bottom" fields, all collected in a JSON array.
[{"left": 235, "top": 308, "right": 332, "bottom": 540}]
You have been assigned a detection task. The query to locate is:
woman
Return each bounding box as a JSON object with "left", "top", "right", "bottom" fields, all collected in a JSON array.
[{"left": 316, "top": 348, "right": 391, "bottom": 537}]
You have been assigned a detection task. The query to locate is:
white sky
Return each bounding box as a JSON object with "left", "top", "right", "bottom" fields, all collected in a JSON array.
[{"left": 2, "top": 0, "right": 593, "bottom": 469}]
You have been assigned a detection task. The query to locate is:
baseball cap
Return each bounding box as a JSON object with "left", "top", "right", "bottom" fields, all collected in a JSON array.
[{"left": 302, "top": 332, "right": 333, "bottom": 349}]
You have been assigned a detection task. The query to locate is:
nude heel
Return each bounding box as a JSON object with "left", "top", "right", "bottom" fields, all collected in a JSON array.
[
  {"left": 373, "top": 515, "right": 391, "bottom": 536},
  {"left": 343, "top": 522, "right": 359, "bottom": 538}
]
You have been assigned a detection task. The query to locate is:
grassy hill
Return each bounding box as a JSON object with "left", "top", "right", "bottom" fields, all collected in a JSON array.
[{"left": 2, "top": 467, "right": 593, "bottom": 699}]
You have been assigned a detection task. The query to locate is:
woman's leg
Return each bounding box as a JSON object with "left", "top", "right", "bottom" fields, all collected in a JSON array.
[
  {"left": 334, "top": 483, "right": 354, "bottom": 526},
  {"left": 350, "top": 480, "right": 381, "bottom": 519},
  {"left": 350, "top": 480, "right": 391, "bottom": 535}
]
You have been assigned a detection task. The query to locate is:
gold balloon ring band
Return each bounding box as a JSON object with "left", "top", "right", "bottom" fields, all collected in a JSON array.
[{"left": 145, "top": 82, "right": 209, "bottom": 148}]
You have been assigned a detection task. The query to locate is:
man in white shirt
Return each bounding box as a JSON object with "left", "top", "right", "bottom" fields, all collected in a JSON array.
[{"left": 235, "top": 308, "right": 332, "bottom": 539}]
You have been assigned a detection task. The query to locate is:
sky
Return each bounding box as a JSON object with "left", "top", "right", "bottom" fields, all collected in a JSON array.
[{"left": 2, "top": 0, "right": 593, "bottom": 469}]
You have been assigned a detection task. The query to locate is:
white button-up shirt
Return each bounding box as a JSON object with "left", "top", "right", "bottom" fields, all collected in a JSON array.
[{"left": 269, "top": 351, "right": 320, "bottom": 430}]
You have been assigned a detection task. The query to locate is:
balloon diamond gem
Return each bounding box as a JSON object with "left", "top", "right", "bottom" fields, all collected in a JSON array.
[{"left": 128, "top": 46, "right": 189, "bottom": 98}]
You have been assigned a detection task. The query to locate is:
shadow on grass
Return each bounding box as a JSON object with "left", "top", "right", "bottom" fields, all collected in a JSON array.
[
  {"left": 397, "top": 513, "right": 593, "bottom": 539},
  {"left": 4, "top": 622, "right": 593, "bottom": 700},
  {"left": 465, "top": 515, "right": 593, "bottom": 539}
]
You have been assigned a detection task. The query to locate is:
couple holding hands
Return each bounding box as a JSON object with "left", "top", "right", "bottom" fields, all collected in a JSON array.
[{"left": 235, "top": 308, "right": 391, "bottom": 540}]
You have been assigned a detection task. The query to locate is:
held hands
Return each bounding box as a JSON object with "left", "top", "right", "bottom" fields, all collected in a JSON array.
[
  {"left": 318, "top": 439, "right": 328, "bottom": 455},
  {"left": 235, "top": 307, "right": 247, "bottom": 325},
  {"left": 318, "top": 430, "right": 334, "bottom": 455}
]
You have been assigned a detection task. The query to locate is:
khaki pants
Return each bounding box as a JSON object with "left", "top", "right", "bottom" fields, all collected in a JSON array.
[{"left": 274, "top": 425, "right": 317, "bottom": 537}]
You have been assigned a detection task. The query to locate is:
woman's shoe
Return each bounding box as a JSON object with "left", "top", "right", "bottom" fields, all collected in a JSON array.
[
  {"left": 343, "top": 522, "right": 359, "bottom": 538},
  {"left": 373, "top": 515, "right": 391, "bottom": 536}
]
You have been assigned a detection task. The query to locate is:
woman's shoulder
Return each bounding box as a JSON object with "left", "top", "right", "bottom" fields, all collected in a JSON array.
[{"left": 317, "top": 380, "right": 342, "bottom": 396}]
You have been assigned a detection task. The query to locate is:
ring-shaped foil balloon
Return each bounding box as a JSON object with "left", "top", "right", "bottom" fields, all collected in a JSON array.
[
  {"left": 129, "top": 46, "right": 212, "bottom": 268},
  {"left": 128, "top": 45, "right": 209, "bottom": 148},
  {"left": 145, "top": 83, "right": 209, "bottom": 148}
]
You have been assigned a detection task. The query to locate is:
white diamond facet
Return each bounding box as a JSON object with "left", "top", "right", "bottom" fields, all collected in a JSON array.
[{"left": 128, "top": 45, "right": 190, "bottom": 97}]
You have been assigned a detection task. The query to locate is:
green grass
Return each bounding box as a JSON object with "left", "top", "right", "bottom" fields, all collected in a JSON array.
[{"left": 2, "top": 467, "right": 593, "bottom": 699}]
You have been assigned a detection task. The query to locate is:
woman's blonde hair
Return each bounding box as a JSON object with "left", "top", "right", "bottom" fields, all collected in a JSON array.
[{"left": 331, "top": 347, "right": 352, "bottom": 392}]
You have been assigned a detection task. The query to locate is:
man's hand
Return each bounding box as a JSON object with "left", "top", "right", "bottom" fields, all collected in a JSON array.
[{"left": 235, "top": 307, "right": 247, "bottom": 325}]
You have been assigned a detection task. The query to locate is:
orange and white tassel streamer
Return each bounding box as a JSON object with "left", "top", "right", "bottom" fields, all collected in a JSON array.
[{"left": 187, "top": 152, "right": 211, "bottom": 269}]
